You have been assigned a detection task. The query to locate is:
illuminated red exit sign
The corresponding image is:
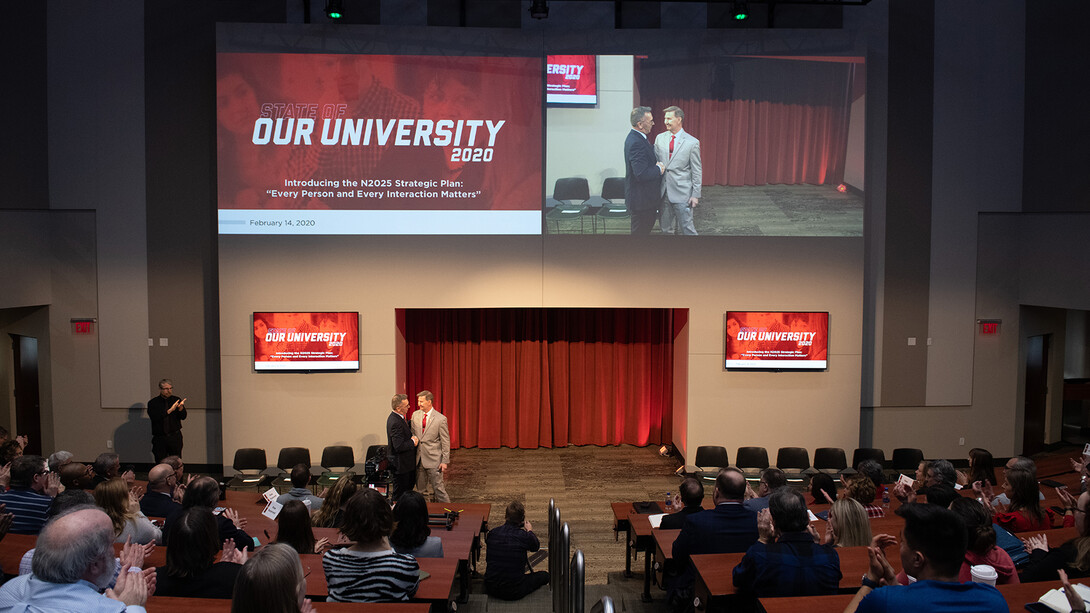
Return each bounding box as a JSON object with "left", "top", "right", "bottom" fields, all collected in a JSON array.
[
  {"left": 71, "top": 318, "right": 96, "bottom": 335},
  {"left": 977, "top": 319, "right": 1001, "bottom": 335}
]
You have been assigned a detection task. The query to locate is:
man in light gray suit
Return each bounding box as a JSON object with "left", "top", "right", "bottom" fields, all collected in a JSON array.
[
  {"left": 654, "top": 106, "right": 702, "bottom": 235},
  {"left": 412, "top": 390, "right": 450, "bottom": 502}
]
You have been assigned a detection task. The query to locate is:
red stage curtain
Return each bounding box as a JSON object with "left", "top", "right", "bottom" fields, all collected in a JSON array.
[
  {"left": 403, "top": 308, "right": 675, "bottom": 449},
  {"left": 638, "top": 57, "right": 857, "bottom": 187}
]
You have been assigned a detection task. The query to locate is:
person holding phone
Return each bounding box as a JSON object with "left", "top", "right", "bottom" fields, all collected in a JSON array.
[{"left": 148, "top": 379, "right": 187, "bottom": 463}]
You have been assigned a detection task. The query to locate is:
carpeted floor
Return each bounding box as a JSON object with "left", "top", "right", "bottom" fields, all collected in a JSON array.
[{"left": 442, "top": 444, "right": 687, "bottom": 613}]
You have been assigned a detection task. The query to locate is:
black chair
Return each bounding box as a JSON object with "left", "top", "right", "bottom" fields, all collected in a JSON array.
[
  {"left": 316, "top": 445, "right": 355, "bottom": 488},
  {"left": 736, "top": 446, "right": 769, "bottom": 482},
  {"left": 775, "top": 447, "right": 811, "bottom": 482},
  {"left": 890, "top": 448, "right": 925, "bottom": 478},
  {"left": 692, "top": 445, "right": 729, "bottom": 482},
  {"left": 226, "top": 448, "right": 268, "bottom": 489},
  {"left": 592, "top": 177, "right": 628, "bottom": 233},
  {"left": 851, "top": 447, "right": 886, "bottom": 470},
  {"left": 545, "top": 177, "right": 590, "bottom": 234},
  {"left": 813, "top": 447, "right": 850, "bottom": 476},
  {"left": 271, "top": 447, "right": 313, "bottom": 491}
]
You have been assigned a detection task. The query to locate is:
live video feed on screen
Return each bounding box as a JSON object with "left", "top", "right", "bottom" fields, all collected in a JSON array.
[
  {"left": 545, "top": 53, "right": 865, "bottom": 237},
  {"left": 253, "top": 312, "right": 360, "bottom": 372},
  {"left": 724, "top": 311, "right": 829, "bottom": 371},
  {"left": 216, "top": 53, "right": 543, "bottom": 235}
]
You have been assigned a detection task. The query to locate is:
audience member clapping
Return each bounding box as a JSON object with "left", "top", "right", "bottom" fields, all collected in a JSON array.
[
  {"left": 47, "top": 450, "right": 74, "bottom": 473},
  {"left": 1020, "top": 485, "right": 1090, "bottom": 582},
  {"left": 275, "top": 500, "right": 330, "bottom": 555},
  {"left": 164, "top": 475, "right": 254, "bottom": 551},
  {"left": 311, "top": 472, "right": 357, "bottom": 529},
  {"left": 323, "top": 488, "right": 420, "bottom": 602},
  {"left": 956, "top": 448, "right": 997, "bottom": 487},
  {"left": 141, "top": 462, "right": 183, "bottom": 518},
  {"left": 0, "top": 440, "right": 24, "bottom": 467},
  {"left": 993, "top": 466, "right": 1073, "bottom": 532},
  {"left": 94, "top": 477, "right": 161, "bottom": 545},
  {"left": 810, "top": 473, "right": 838, "bottom": 506},
  {"left": 91, "top": 452, "right": 121, "bottom": 488},
  {"left": 390, "top": 491, "right": 444, "bottom": 558},
  {"left": 743, "top": 468, "right": 786, "bottom": 513},
  {"left": 854, "top": 459, "right": 887, "bottom": 496},
  {"left": 232, "top": 543, "right": 317, "bottom": 613},
  {"left": 891, "top": 458, "right": 958, "bottom": 506},
  {"left": 0, "top": 455, "right": 60, "bottom": 534},
  {"left": 157, "top": 506, "right": 246, "bottom": 598},
  {"left": 824, "top": 498, "right": 872, "bottom": 547},
  {"left": 661, "top": 477, "right": 706, "bottom": 529},
  {"left": 948, "top": 497, "right": 1019, "bottom": 584},
  {"left": 58, "top": 462, "right": 95, "bottom": 490}
]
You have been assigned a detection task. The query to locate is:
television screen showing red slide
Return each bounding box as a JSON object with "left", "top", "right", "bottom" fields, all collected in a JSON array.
[
  {"left": 217, "top": 53, "right": 543, "bottom": 235},
  {"left": 253, "top": 312, "right": 359, "bottom": 372},
  {"left": 546, "top": 55, "right": 597, "bottom": 105},
  {"left": 725, "top": 311, "right": 828, "bottom": 370}
]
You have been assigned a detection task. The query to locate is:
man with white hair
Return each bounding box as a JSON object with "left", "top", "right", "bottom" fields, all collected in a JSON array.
[{"left": 0, "top": 507, "right": 150, "bottom": 611}]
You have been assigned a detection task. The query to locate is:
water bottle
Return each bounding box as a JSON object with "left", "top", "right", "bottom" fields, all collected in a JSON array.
[
  {"left": 881, "top": 487, "right": 890, "bottom": 512},
  {"left": 665, "top": 492, "right": 673, "bottom": 512}
]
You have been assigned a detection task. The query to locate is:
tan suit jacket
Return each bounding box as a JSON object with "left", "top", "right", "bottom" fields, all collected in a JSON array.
[{"left": 411, "top": 409, "right": 450, "bottom": 468}]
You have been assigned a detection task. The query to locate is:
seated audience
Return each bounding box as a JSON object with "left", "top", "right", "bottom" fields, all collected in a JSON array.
[
  {"left": 47, "top": 450, "right": 74, "bottom": 473},
  {"left": 855, "top": 459, "right": 887, "bottom": 498},
  {"left": 956, "top": 447, "right": 997, "bottom": 487},
  {"left": 276, "top": 464, "right": 323, "bottom": 510},
  {"left": 232, "top": 543, "right": 317, "bottom": 613},
  {"left": 1020, "top": 486, "right": 1090, "bottom": 582},
  {"left": 843, "top": 503, "right": 1008, "bottom": 613},
  {"left": 892, "top": 459, "right": 958, "bottom": 506},
  {"left": 948, "top": 497, "right": 1018, "bottom": 584},
  {"left": 323, "top": 488, "right": 420, "bottom": 602},
  {"left": 0, "top": 455, "right": 60, "bottom": 534},
  {"left": 157, "top": 506, "right": 247, "bottom": 598},
  {"left": 0, "top": 440, "right": 24, "bottom": 467},
  {"left": 733, "top": 488, "right": 841, "bottom": 597},
  {"left": 670, "top": 467, "right": 759, "bottom": 607},
  {"left": 484, "top": 500, "right": 549, "bottom": 600},
  {"left": 58, "top": 462, "right": 95, "bottom": 490},
  {"left": 91, "top": 452, "right": 121, "bottom": 488},
  {"left": 845, "top": 475, "right": 885, "bottom": 518},
  {"left": 311, "top": 473, "right": 357, "bottom": 529},
  {"left": 275, "top": 500, "right": 330, "bottom": 555},
  {"left": 661, "top": 477, "right": 705, "bottom": 529},
  {"left": 824, "top": 498, "right": 873, "bottom": 547},
  {"left": 390, "top": 491, "right": 444, "bottom": 558},
  {"left": 744, "top": 467, "right": 787, "bottom": 513},
  {"left": 979, "top": 456, "right": 1044, "bottom": 507},
  {"left": 0, "top": 507, "right": 151, "bottom": 611},
  {"left": 810, "top": 473, "right": 838, "bottom": 506},
  {"left": 994, "top": 466, "right": 1072, "bottom": 532},
  {"left": 141, "top": 463, "right": 183, "bottom": 518},
  {"left": 165, "top": 475, "right": 254, "bottom": 551},
  {"left": 162, "top": 455, "right": 188, "bottom": 488},
  {"left": 94, "top": 478, "right": 162, "bottom": 545}
]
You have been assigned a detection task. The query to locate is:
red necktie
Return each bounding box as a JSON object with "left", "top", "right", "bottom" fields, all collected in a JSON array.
[
  {"left": 422, "top": 413, "right": 427, "bottom": 433},
  {"left": 669, "top": 134, "right": 675, "bottom": 158}
]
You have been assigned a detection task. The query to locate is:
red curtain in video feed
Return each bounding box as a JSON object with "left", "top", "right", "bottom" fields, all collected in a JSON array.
[{"left": 403, "top": 309, "right": 676, "bottom": 449}]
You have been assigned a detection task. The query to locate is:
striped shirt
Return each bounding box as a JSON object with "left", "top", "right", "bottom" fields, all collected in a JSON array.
[
  {"left": 0, "top": 488, "right": 53, "bottom": 534},
  {"left": 322, "top": 547, "right": 419, "bottom": 603}
]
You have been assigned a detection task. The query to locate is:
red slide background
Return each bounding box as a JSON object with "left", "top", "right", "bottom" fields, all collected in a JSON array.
[
  {"left": 217, "top": 53, "right": 542, "bottom": 211},
  {"left": 253, "top": 312, "right": 359, "bottom": 364},
  {"left": 546, "top": 55, "right": 597, "bottom": 97},
  {"left": 725, "top": 311, "right": 828, "bottom": 362}
]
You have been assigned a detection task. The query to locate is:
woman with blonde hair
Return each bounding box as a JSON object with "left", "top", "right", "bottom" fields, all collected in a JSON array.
[
  {"left": 93, "top": 477, "right": 162, "bottom": 544},
  {"left": 232, "top": 543, "right": 316, "bottom": 613},
  {"left": 824, "top": 497, "right": 872, "bottom": 547},
  {"left": 311, "top": 472, "right": 358, "bottom": 529}
]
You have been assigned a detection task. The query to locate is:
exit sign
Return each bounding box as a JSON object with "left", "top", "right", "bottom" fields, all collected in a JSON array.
[
  {"left": 977, "top": 319, "right": 1001, "bottom": 335},
  {"left": 71, "top": 318, "right": 96, "bottom": 335}
]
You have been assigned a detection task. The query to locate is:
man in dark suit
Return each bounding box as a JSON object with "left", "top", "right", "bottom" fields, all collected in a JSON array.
[
  {"left": 661, "top": 477, "right": 705, "bottom": 529},
  {"left": 140, "top": 463, "right": 182, "bottom": 519},
  {"left": 624, "top": 106, "right": 665, "bottom": 235},
  {"left": 669, "top": 467, "right": 759, "bottom": 608},
  {"left": 386, "top": 393, "right": 418, "bottom": 501}
]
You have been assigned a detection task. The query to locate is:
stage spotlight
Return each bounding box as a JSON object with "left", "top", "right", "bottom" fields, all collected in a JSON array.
[
  {"left": 837, "top": 183, "right": 848, "bottom": 193},
  {"left": 732, "top": 2, "right": 749, "bottom": 20},
  {"left": 529, "top": 0, "right": 549, "bottom": 20},
  {"left": 325, "top": 0, "right": 343, "bottom": 20}
]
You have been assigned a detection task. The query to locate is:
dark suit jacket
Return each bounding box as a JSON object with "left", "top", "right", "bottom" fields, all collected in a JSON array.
[
  {"left": 624, "top": 129, "right": 662, "bottom": 212},
  {"left": 660, "top": 505, "right": 704, "bottom": 530},
  {"left": 140, "top": 490, "right": 181, "bottom": 519},
  {"left": 670, "top": 502, "right": 759, "bottom": 596},
  {"left": 387, "top": 411, "right": 415, "bottom": 475}
]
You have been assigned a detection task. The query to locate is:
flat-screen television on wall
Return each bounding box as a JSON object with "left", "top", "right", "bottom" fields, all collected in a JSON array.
[
  {"left": 546, "top": 54, "right": 598, "bottom": 106},
  {"left": 252, "top": 312, "right": 359, "bottom": 372},
  {"left": 725, "top": 311, "right": 828, "bottom": 371}
]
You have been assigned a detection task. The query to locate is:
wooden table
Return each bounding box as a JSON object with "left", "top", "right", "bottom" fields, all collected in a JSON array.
[
  {"left": 147, "top": 596, "right": 434, "bottom": 612},
  {"left": 301, "top": 554, "right": 458, "bottom": 612}
]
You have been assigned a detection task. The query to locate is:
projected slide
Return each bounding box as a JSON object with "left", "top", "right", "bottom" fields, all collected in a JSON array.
[
  {"left": 547, "top": 55, "right": 597, "bottom": 105},
  {"left": 217, "top": 53, "right": 543, "bottom": 235},
  {"left": 725, "top": 311, "right": 828, "bottom": 370},
  {"left": 253, "top": 312, "right": 359, "bottom": 371}
]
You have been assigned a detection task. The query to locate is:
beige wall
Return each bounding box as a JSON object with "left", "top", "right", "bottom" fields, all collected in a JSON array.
[{"left": 219, "top": 235, "right": 864, "bottom": 470}]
